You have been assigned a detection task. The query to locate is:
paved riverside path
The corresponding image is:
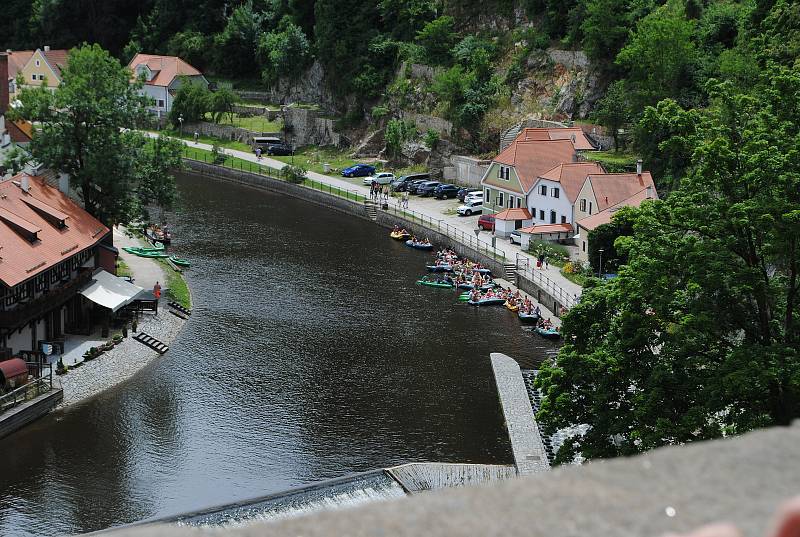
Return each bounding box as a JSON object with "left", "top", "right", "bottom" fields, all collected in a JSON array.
[
  {"left": 114, "top": 226, "right": 165, "bottom": 291},
  {"left": 148, "top": 133, "right": 583, "bottom": 302},
  {"left": 490, "top": 352, "right": 550, "bottom": 475}
]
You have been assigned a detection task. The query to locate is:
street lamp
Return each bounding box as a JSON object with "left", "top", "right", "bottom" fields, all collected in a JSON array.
[
  {"left": 178, "top": 115, "right": 184, "bottom": 136},
  {"left": 598, "top": 248, "right": 604, "bottom": 278}
]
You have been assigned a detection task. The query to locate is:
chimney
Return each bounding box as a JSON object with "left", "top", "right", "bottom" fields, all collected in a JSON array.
[
  {"left": 43, "top": 45, "right": 50, "bottom": 52},
  {"left": 0, "top": 52, "right": 9, "bottom": 115},
  {"left": 646, "top": 185, "right": 654, "bottom": 199},
  {"left": 636, "top": 159, "right": 643, "bottom": 176},
  {"left": 21, "top": 175, "right": 30, "bottom": 193}
]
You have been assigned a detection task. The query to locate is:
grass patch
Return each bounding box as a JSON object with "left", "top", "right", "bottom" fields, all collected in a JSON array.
[
  {"left": 157, "top": 129, "right": 253, "bottom": 153},
  {"left": 269, "top": 146, "right": 360, "bottom": 175},
  {"left": 213, "top": 113, "right": 283, "bottom": 133},
  {"left": 584, "top": 150, "right": 640, "bottom": 173},
  {"left": 116, "top": 258, "right": 133, "bottom": 279},
  {"left": 236, "top": 99, "right": 281, "bottom": 110},
  {"left": 159, "top": 260, "right": 192, "bottom": 309}
]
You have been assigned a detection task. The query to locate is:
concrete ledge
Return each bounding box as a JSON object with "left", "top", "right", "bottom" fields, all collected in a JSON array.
[
  {"left": 387, "top": 463, "right": 516, "bottom": 493},
  {"left": 490, "top": 353, "right": 550, "bottom": 475}
]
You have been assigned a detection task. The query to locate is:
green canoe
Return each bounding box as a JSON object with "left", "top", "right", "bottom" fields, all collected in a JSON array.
[
  {"left": 169, "top": 255, "right": 191, "bottom": 267},
  {"left": 416, "top": 279, "right": 454, "bottom": 289},
  {"left": 136, "top": 251, "right": 170, "bottom": 258}
]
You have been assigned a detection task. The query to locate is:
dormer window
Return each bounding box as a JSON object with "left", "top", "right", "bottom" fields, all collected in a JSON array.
[{"left": 497, "top": 166, "right": 510, "bottom": 180}]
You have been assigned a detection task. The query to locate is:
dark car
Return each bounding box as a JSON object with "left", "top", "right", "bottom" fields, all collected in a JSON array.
[
  {"left": 416, "top": 181, "right": 442, "bottom": 197},
  {"left": 478, "top": 214, "right": 495, "bottom": 231},
  {"left": 266, "top": 143, "right": 293, "bottom": 156},
  {"left": 341, "top": 164, "right": 376, "bottom": 178},
  {"left": 433, "top": 184, "right": 460, "bottom": 200},
  {"left": 407, "top": 179, "right": 430, "bottom": 194},
  {"left": 391, "top": 173, "right": 430, "bottom": 192},
  {"left": 457, "top": 187, "right": 481, "bottom": 202}
]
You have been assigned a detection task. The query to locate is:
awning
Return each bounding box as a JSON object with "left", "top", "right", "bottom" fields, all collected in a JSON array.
[
  {"left": 80, "top": 269, "right": 143, "bottom": 312},
  {"left": 0, "top": 358, "right": 28, "bottom": 383}
]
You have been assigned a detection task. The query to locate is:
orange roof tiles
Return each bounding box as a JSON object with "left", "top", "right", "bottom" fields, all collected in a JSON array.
[
  {"left": 577, "top": 188, "right": 658, "bottom": 232},
  {"left": 0, "top": 174, "right": 109, "bottom": 288},
  {"left": 494, "top": 139, "right": 577, "bottom": 193},
  {"left": 519, "top": 223, "right": 574, "bottom": 234},
  {"left": 538, "top": 162, "right": 605, "bottom": 204},
  {"left": 495, "top": 208, "right": 532, "bottom": 221},
  {"left": 7, "top": 51, "right": 33, "bottom": 79},
  {"left": 127, "top": 54, "right": 203, "bottom": 87},
  {"left": 516, "top": 127, "right": 597, "bottom": 151},
  {"left": 587, "top": 172, "right": 657, "bottom": 212},
  {"left": 41, "top": 49, "right": 69, "bottom": 78}
]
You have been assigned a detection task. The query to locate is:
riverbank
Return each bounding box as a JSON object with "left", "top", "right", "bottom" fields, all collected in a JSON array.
[{"left": 55, "top": 226, "right": 191, "bottom": 408}]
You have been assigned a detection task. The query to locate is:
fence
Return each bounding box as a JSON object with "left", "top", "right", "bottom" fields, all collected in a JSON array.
[
  {"left": 515, "top": 255, "right": 577, "bottom": 309},
  {"left": 0, "top": 366, "right": 54, "bottom": 415}
]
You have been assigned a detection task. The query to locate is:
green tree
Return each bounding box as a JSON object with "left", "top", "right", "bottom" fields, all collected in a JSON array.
[
  {"left": 209, "top": 87, "right": 236, "bottom": 123},
  {"left": 536, "top": 72, "right": 800, "bottom": 463},
  {"left": 133, "top": 135, "right": 183, "bottom": 221},
  {"left": 213, "top": 0, "right": 270, "bottom": 77},
  {"left": 258, "top": 18, "right": 312, "bottom": 86},
  {"left": 616, "top": 0, "right": 697, "bottom": 109},
  {"left": 586, "top": 205, "right": 640, "bottom": 273},
  {"left": 384, "top": 118, "right": 415, "bottom": 159},
  {"left": 11, "top": 44, "right": 175, "bottom": 226},
  {"left": 169, "top": 79, "right": 211, "bottom": 126},
  {"left": 581, "top": 0, "right": 632, "bottom": 63},
  {"left": 1, "top": 145, "right": 33, "bottom": 176},
  {"left": 378, "top": 0, "right": 437, "bottom": 41},
  {"left": 592, "top": 80, "right": 630, "bottom": 151},
  {"left": 415, "top": 16, "right": 458, "bottom": 65}
]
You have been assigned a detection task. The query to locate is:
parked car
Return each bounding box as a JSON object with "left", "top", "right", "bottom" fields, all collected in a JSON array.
[
  {"left": 464, "top": 192, "right": 484, "bottom": 204},
  {"left": 342, "top": 164, "right": 376, "bottom": 177},
  {"left": 477, "top": 214, "right": 495, "bottom": 231},
  {"left": 457, "top": 187, "right": 481, "bottom": 202},
  {"left": 252, "top": 136, "right": 282, "bottom": 153},
  {"left": 433, "top": 184, "right": 460, "bottom": 199},
  {"left": 509, "top": 230, "right": 521, "bottom": 244},
  {"left": 457, "top": 200, "right": 483, "bottom": 216},
  {"left": 266, "top": 143, "right": 293, "bottom": 156},
  {"left": 391, "top": 173, "right": 431, "bottom": 192},
  {"left": 416, "top": 181, "right": 442, "bottom": 197},
  {"left": 407, "top": 179, "right": 431, "bottom": 194},
  {"left": 362, "top": 172, "right": 395, "bottom": 185}
]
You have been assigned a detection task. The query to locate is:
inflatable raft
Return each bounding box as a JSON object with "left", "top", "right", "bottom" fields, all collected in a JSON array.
[
  {"left": 406, "top": 240, "right": 433, "bottom": 250},
  {"left": 536, "top": 327, "right": 561, "bottom": 339},
  {"left": 426, "top": 264, "right": 453, "bottom": 272},
  {"left": 504, "top": 301, "right": 520, "bottom": 312},
  {"left": 518, "top": 312, "right": 541, "bottom": 324},
  {"left": 417, "top": 279, "right": 454, "bottom": 289},
  {"left": 390, "top": 231, "right": 411, "bottom": 240},
  {"left": 467, "top": 297, "right": 506, "bottom": 306}
]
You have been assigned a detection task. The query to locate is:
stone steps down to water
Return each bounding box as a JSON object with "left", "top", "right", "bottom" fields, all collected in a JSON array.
[
  {"left": 133, "top": 332, "right": 169, "bottom": 354},
  {"left": 387, "top": 463, "right": 516, "bottom": 493}
]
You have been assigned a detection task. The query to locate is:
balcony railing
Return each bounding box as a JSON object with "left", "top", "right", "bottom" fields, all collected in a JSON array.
[{"left": 0, "top": 270, "right": 92, "bottom": 328}]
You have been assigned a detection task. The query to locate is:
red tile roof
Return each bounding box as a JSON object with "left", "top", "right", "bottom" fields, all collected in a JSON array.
[
  {"left": 7, "top": 51, "right": 33, "bottom": 79},
  {"left": 495, "top": 208, "right": 532, "bottom": 221},
  {"left": 577, "top": 188, "right": 657, "bottom": 232},
  {"left": 587, "top": 172, "right": 657, "bottom": 212},
  {"left": 516, "top": 127, "right": 597, "bottom": 151},
  {"left": 0, "top": 174, "right": 109, "bottom": 287},
  {"left": 518, "top": 223, "right": 574, "bottom": 234},
  {"left": 127, "top": 54, "right": 203, "bottom": 87},
  {"left": 494, "top": 139, "right": 577, "bottom": 193},
  {"left": 538, "top": 162, "right": 605, "bottom": 204},
  {"left": 40, "top": 49, "right": 69, "bottom": 78}
]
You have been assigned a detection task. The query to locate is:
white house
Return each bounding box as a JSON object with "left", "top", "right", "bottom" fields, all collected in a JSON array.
[
  {"left": 127, "top": 54, "right": 208, "bottom": 117},
  {"left": 526, "top": 162, "right": 604, "bottom": 227}
]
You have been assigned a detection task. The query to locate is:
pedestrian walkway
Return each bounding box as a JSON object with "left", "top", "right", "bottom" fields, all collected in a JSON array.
[
  {"left": 149, "top": 133, "right": 582, "bottom": 302},
  {"left": 114, "top": 225, "right": 165, "bottom": 291}
]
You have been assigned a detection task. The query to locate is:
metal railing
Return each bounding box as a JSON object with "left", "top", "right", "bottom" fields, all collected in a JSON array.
[
  {"left": 515, "top": 255, "right": 578, "bottom": 309},
  {"left": 0, "top": 369, "right": 54, "bottom": 414}
]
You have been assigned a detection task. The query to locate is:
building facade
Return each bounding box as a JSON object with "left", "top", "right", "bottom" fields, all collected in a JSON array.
[
  {"left": 127, "top": 54, "right": 208, "bottom": 117},
  {"left": 15, "top": 47, "right": 69, "bottom": 95}
]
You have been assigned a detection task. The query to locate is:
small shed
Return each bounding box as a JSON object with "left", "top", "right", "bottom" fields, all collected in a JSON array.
[
  {"left": 494, "top": 208, "right": 533, "bottom": 238},
  {"left": 0, "top": 358, "right": 29, "bottom": 390}
]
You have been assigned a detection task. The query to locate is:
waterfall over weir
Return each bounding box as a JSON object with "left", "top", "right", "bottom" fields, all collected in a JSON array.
[{"left": 143, "top": 464, "right": 516, "bottom": 531}]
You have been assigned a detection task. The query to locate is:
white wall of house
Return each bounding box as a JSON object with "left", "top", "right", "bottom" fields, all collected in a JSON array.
[
  {"left": 140, "top": 84, "right": 170, "bottom": 116},
  {"left": 527, "top": 178, "right": 574, "bottom": 227},
  {"left": 575, "top": 224, "right": 591, "bottom": 262}
]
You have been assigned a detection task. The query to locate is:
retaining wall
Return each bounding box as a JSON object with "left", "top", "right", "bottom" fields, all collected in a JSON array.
[
  {"left": 516, "top": 273, "right": 568, "bottom": 319},
  {"left": 0, "top": 385, "right": 63, "bottom": 440},
  {"left": 231, "top": 105, "right": 281, "bottom": 121},
  {"left": 183, "top": 121, "right": 280, "bottom": 144}
]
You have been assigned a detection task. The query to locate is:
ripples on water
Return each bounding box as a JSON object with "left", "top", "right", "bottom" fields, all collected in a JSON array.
[{"left": 0, "top": 172, "right": 559, "bottom": 536}]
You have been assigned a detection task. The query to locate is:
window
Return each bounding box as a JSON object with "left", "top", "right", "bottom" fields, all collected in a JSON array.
[
  {"left": 497, "top": 166, "right": 510, "bottom": 180},
  {"left": 31, "top": 74, "right": 37, "bottom": 81},
  {"left": 582, "top": 241, "right": 586, "bottom": 252},
  {"left": 550, "top": 210, "right": 556, "bottom": 224},
  {"left": 539, "top": 210, "right": 544, "bottom": 220},
  {"left": 580, "top": 199, "right": 586, "bottom": 212},
  {"left": 485, "top": 188, "right": 490, "bottom": 201},
  {"left": 497, "top": 166, "right": 502, "bottom": 179},
  {"left": 516, "top": 197, "right": 522, "bottom": 208},
  {"left": 561, "top": 215, "right": 567, "bottom": 224},
  {"left": 157, "top": 99, "right": 165, "bottom": 108},
  {"left": 498, "top": 192, "right": 504, "bottom": 207},
  {"left": 504, "top": 167, "right": 510, "bottom": 180},
  {"left": 589, "top": 202, "right": 593, "bottom": 214},
  {"left": 539, "top": 185, "right": 547, "bottom": 196},
  {"left": 552, "top": 188, "right": 560, "bottom": 199},
  {"left": 508, "top": 196, "right": 514, "bottom": 208},
  {"left": 530, "top": 207, "right": 536, "bottom": 218}
]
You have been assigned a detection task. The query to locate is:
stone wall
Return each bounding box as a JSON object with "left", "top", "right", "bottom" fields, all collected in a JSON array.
[
  {"left": 183, "top": 121, "right": 281, "bottom": 144},
  {"left": 400, "top": 111, "right": 453, "bottom": 137},
  {"left": 283, "top": 107, "right": 344, "bottom": 148},
  {"left": 231, "top": 105, "right": 281, "bottom": 121},
  {"left": 237, "top": 61, "right": 339, "bottom": 110}
]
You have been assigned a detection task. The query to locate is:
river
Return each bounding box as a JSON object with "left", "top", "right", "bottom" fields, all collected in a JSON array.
[{"left": 0, "top": 172, "right": 557, "bottom": 536}]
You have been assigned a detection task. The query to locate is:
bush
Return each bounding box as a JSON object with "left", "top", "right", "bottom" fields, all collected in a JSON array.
[
  {"left": 424, "top": 128, "right": 440, "bottom": 149},
  {"left": 283, "top": 165, "right": 308, "bottom": 184},
  {"left": 210, "top": 144, "right": 226, "bottom": 165}
]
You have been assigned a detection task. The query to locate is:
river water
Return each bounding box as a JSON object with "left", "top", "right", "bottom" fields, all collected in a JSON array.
[{"left": 0, "top": 172, "right": 557, "bottom": 536}]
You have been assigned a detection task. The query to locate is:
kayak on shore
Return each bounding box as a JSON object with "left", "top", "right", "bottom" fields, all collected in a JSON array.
[{"left": 169, "top": 255, "right": 191, "bottom": 267}]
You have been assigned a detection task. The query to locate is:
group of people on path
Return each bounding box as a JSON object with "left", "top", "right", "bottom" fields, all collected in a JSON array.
[{"left": 370, "top": 181, "right": 391, "bottom": 203}]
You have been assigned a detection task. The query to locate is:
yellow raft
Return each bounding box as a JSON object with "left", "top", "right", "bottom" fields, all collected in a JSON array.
[
  {"left": 390, "top": 231, "right": 411, "bottom": 240},
  {"left": 504, "top": 300, "right": 520, "bottom": 312}
]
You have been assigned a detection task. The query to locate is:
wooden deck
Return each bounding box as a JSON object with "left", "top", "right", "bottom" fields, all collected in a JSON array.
[
  {"left": 490, "top": 352, "right": 551, "bottom": 475},
  {"left": 387, "top": 463, "right": 516, "bottom": 493}
]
